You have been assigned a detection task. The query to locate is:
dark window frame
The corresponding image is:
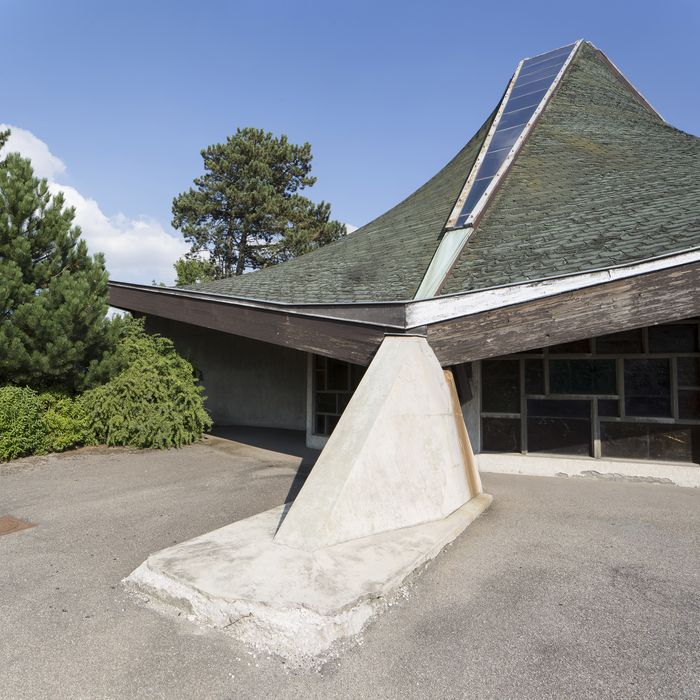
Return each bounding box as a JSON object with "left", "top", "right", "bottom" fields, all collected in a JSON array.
[{"left": 479, "top": 320, "right": 700, "bottom": 463}]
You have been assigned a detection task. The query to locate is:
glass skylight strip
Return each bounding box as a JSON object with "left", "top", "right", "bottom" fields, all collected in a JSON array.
[{"left": 453, "top": 42, "right": 577, "bottom": 229}]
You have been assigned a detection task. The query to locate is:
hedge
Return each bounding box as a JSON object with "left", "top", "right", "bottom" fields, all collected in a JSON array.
[{"left": 0, "top": 318, "right": 212, "bottom": 461}]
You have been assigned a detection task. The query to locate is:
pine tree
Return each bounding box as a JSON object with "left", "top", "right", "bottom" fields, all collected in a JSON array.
[
  {"left": 172, "top": 127, "right": 345, "bottom": 279},
  {"left": 0, "top": 131, "right": 110, "bottom": 391}
]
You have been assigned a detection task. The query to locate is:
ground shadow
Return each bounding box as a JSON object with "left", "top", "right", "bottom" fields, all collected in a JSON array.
[{"left": 208, "top": 425, "right": 320, "bottom": 520}]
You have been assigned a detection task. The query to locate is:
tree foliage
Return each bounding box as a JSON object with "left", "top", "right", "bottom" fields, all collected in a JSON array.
[
  {"left": 0, "top": 134, "right": 111, "bottom": 391},
  {"left": 174, "top": 256, "right": 217, "bottom": 286},
  {"left": 172, "top": 127, "right": 345, "bottom": 280}
]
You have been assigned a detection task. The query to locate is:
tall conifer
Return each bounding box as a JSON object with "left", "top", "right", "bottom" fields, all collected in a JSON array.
[{"left": 0, "top": 130, "right": 110, "bottom": 391}]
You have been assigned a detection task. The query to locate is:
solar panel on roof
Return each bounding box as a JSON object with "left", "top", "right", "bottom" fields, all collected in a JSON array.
[{"left": 453, "top": 42, "right": 577, "bottom": 229}]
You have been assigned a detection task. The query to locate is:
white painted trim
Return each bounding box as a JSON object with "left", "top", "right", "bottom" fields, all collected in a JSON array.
[
  {"left": 305, "top": 352, "right": 328, "bottom": 450},
  {"left": 477, "top": 452, "right": 700, "bottom": 489},
  {"left": 405, "top": 247, "right": 700, "bottom": 328}
]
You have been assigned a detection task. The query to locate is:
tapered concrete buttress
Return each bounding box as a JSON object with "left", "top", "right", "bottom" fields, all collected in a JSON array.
[
  {"left": 124, "top": 334, "right": 492, "bottom": 662},
  {"left": 275, "top": 335, "right": 482, "bottom": 550}
]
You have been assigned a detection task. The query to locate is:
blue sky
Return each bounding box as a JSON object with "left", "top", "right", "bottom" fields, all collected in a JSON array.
[{"left": 2, "top": 0, "right": 698, "bottom": 283}]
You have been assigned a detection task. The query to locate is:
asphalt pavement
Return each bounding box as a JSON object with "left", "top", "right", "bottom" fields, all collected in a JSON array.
[{"left": 1, "top": 427, "right": 698, "bottom": 699}]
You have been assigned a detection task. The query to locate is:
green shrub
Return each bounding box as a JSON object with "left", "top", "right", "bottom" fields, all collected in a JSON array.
[
  {"left": 0, "top": 387, "right": 97, "bottom": 461},
  {"left": 0, "top": 317, "right": 211, "bottom": 460},
  {"left": 0, "top": 386, "right": 45, "bottom": 460},
  {"left": 39, "top": 392, "right": 96, "bottom": 453},
  {"left": 81, "top": 319, "right": 212, "bottom": 449}
]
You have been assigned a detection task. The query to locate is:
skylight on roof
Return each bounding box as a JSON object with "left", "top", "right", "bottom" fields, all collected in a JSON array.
[{"left": 452, "top": 42, "right": 578, "bottom": 229}]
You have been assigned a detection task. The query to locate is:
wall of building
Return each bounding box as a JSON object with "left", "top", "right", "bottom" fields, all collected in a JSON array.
[{"left": 145, "top": 316, "right": 307, "bottom": 430}]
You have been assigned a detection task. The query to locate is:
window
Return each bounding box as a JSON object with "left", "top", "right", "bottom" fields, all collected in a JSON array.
[
  {"left": 527, "top": 399, "right": 591, "bottom": 456},
  {"left": 649, "top": 324, "right": 698, "bottom": 353},
  {"left": 478, "top": 321, "right": 700, "bottom": 463},
  {"left": 549, "top": 359, "right": 616, "bottom": 395},
  {"left": 482, "top": 360, "right": 520, "bottom": 413},
  {"left": 624, "top": 359, "right": 671, "bottom": 418},
  {"left": 601, "top": 423, "right": 700, "bottom": 463},
  {"left": 482, "top": 418, "right": 521, "bottom": 452},
  {"left": 596, "top": 329, "right": 643, "bottom": 354},
  {"left": 313, "top": 356, "right": 365, "bottom": 437}
]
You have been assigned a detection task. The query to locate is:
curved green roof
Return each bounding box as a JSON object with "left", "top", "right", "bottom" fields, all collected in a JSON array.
[
  {"left": 187, "top": 111, "right": 495, "bottom": 303},
  {"left": 188, "top": 42, "right": 700, "bottom": 304}
]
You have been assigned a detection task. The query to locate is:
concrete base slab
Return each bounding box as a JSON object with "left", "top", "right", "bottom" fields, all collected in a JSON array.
[
  {"left": 477, "top": 452, "right": 700, "bottom": 488},
  {"left": 125, "top": 493, "right": 492, "bottom": 662}
]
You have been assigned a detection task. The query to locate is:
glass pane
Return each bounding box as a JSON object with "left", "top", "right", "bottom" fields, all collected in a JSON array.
[
  {"left": 456, "top": 177, "right": 492, "bottom": 224},
  {"left": 488, "top": 125, "right": 523, "bottom": 152},
  {"left": 513, "top": 64, "right": 560, "bottom": 89},
  {"left": 497, "top": 103, "right": 539, "bottom": 131},
  {"left": 549, "top": 359, "right": 616, "bottom": 395},
  {"left": 549, "top": 339, "right": 591, "bottom": 354},
  {"left": 527, "top": 416, "right": 591, "bottom": 456},
  {"left": 521, "top": 44, "right": 574, "bottom": 69},
  {"left": 598, "top": 399, "right": 620, "bottom": 417},
  {"left": 679, "top": 390, "right": 700, "bottom": 420},
  {"left": 315, "top": 393, "right": 337, "bottom": 414},
  {"left": 350, "top": 363, "right": 366, "bottom": 390},
  {"left": 648, "top": 324, "right": 698, "bottom": 353},
  {"left": 337, "top": 392, "right": 353, "bottom": 413},
  {"left": 518, "top": 53, "right": 569, "bottom": 77},
  {"left": 315, "top": 369, "right": 326, "bottom": 391},
  {"left": 503, "top": 88, "right": 548, "bottom": 114},
  {"left": 315, "top": 414, "right": 327, "bottom": 435},
  {"left": 327, "top": 415, "right": 340, "bottom": 434},
  {"left": 510, "top": 74, "right": 558, "bottom": 99},
  {"left": 678, "top": 358, "right": 700, "bottom": 387},
  {"left": 595, "top": 329, "right": 643, "bottom": 354},
  {"left": 482, "top": 360, "right": 520, "bottom": 413},
  {"left": 601, "top": 422, "right": 700, "bottom": 463},
  {"left": 624, "top": 359, "right": 671, "bottom": 417},
  {"left": 528, "top": 398, "right": 591, "bottom": 418},
  {"left": 475, "top": 149, "right": 510, "bottom": 180},
  {"left": 524, "top": 359, "right": 545, "bottom": 394},
  {"left": 327, "top": 358, "right": 350, "bottom": 391},
  {"left": 482, "top": 417, "right": 521, "bottom": 452}
]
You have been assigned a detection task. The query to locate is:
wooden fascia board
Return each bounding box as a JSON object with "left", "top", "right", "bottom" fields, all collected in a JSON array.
[
  {"left": 427, "top": 258, "right": 700, "bottom": 366},
  {"left": 108, "top": 283, "right": 394, "bottom": 366},
  {"left": 109, "top": 253, "right": 700, "bottom": 367},
  {"left": 109, "top": 282, "right": 406, "bottom": 327}
]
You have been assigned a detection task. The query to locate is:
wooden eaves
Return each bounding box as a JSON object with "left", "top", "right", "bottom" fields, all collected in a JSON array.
[{"left": 109, "top": 248, "right": 700, "bottom": 368}]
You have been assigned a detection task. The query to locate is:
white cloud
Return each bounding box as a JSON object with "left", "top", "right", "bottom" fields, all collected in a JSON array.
[
  {"left": 0, "top": 124, "right": 187, "bottom": 285},
  {"left": 0, "top": 124, "right": 66, "bottom": 180}
]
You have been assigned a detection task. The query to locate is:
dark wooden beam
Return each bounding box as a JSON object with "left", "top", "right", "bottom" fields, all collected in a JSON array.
[
  {"left": 109, "top": 284, "right": 389, "bottom": 366},
  {"left": 428, "top": 260, "right": 700, "bottom": 365}
]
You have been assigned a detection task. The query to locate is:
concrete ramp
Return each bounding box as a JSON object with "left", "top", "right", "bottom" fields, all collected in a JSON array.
[{"left": 275, "top": 336, "right": 482, "bottom": 550}]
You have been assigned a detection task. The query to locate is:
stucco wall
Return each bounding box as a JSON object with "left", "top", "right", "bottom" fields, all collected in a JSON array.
[{"left": 144, "top": 315, "right": 307, "bottom": 430}]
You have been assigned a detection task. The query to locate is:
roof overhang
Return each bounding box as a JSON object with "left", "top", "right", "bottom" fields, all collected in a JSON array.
[{"left": 109, "top": 248, "right": 700, "bottom": 366}]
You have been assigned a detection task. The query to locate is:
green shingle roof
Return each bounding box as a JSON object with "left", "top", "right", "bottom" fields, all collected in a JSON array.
[
  {"left": 441, "top": 42, "right": 700, "bottom": 295},
  {"left": 188, "top": 42, "right": 700, "bottom": 304},
  {"left": 187, "top": 111, "right": 496, "bottom": 303}
]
